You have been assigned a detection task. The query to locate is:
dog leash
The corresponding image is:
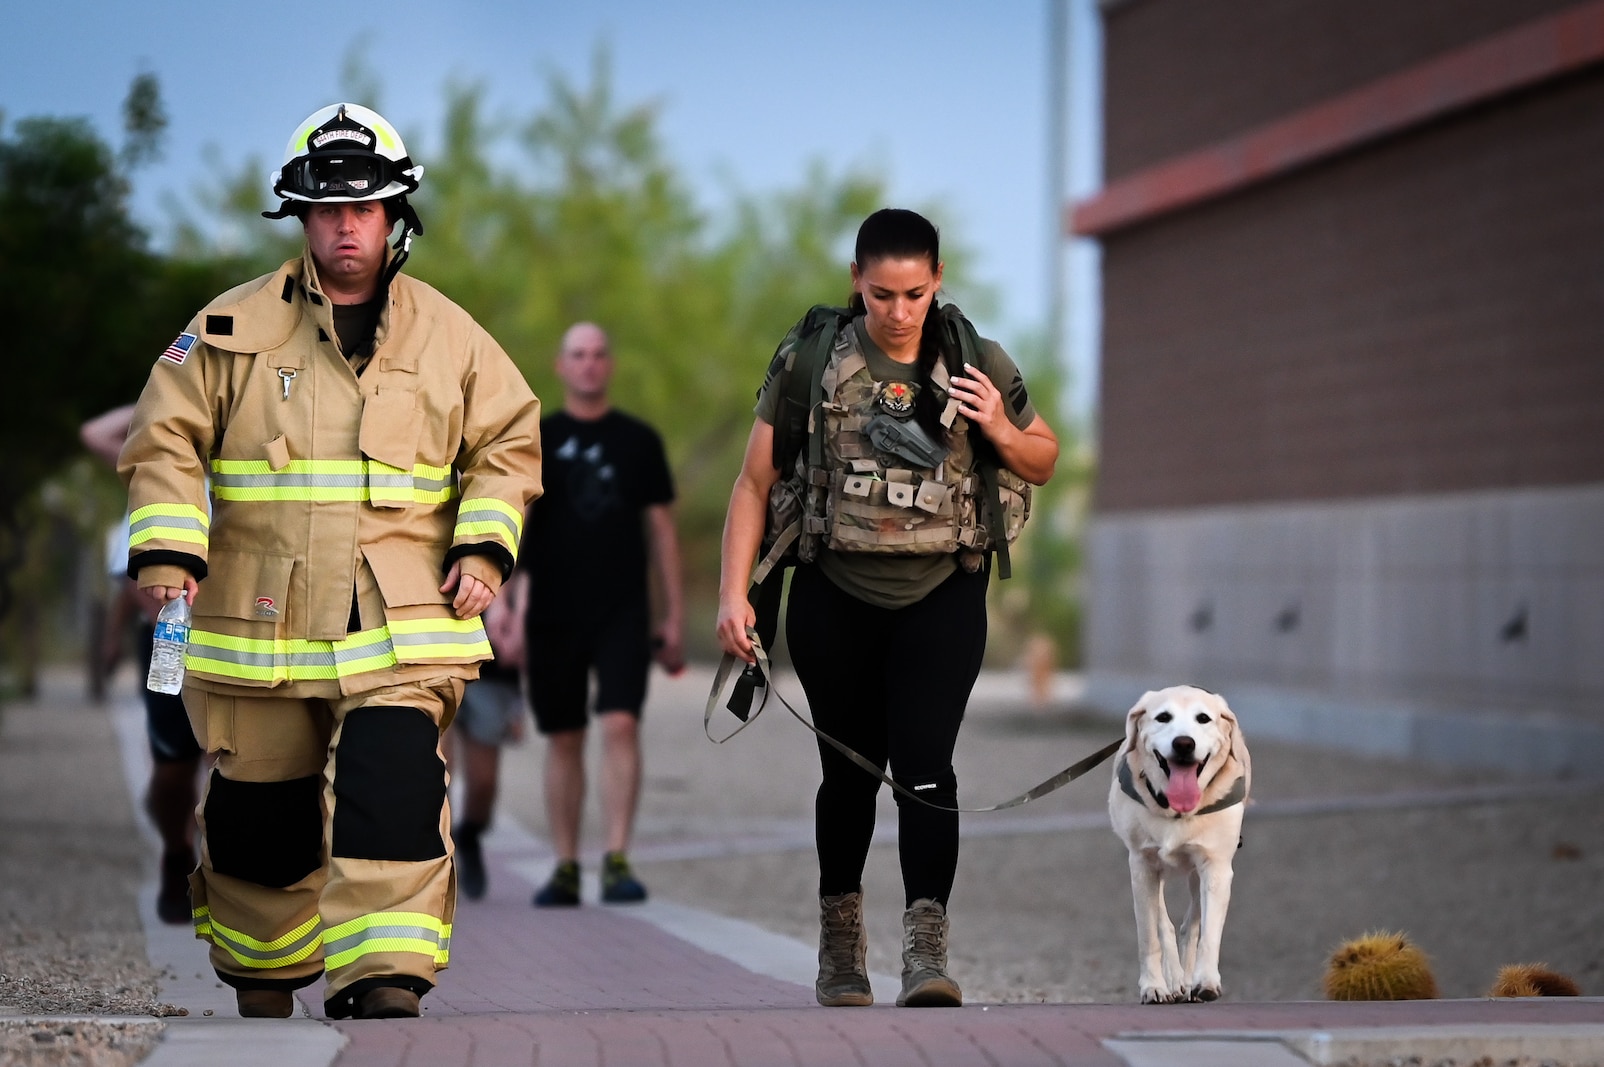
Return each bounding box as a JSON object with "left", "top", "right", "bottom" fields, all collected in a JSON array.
[{"left": 705, "top": 629, "right": 1123, "bottom": 813}]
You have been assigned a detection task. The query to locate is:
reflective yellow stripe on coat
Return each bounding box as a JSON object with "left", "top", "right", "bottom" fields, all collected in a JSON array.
[
  {"left": 209, "top": 459, "right": 457, "bottom": 504},
  {"left": 184, "top": 619, "right": 489, "bottom": 684},
  {"left": 128, "top": 503, "right": 210, "bottom": 549},
  {"left": 452, "top": 497, "right": 523, "bottom": 560}
]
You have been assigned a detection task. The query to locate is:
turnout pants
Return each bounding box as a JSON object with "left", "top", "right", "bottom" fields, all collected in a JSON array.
[{"left": 182, "top": 679, "right": 463, "bottom": 1010}]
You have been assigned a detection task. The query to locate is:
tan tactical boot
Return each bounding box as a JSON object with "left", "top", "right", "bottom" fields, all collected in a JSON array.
[
  {"left": 815, "top": 892, "right": 873, "bottom": 1006},
  {"left": 896, "top": 898, "right": 962, "bottom": 1007}
]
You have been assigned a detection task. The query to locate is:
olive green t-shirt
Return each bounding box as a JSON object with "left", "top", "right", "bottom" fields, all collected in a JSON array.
[{"left": 754, "top": 314, "right": 1037, "bottom": 609}]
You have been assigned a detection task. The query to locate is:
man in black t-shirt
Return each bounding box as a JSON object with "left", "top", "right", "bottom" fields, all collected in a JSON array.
[{"left": 522, "top": 322, "right": 683, "bottom": 906}]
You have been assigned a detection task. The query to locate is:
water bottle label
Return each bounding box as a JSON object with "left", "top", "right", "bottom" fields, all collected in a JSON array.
[{"left": 152, "top": 620, "right": 190, "bottom": 645}]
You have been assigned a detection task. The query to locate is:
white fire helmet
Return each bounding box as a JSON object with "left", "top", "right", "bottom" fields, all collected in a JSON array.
[{"left": 269, "top": 103, "right": 422, "bottom": 206}]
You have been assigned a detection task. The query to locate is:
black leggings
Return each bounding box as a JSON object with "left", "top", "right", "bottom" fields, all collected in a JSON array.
[{"left": 784, "top": 561, "right": 988, "bottom": 907}]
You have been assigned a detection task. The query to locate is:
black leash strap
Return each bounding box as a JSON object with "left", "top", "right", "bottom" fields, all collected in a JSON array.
[{"left": 705, "top": 629, "right": 1124, "bottom": 813}]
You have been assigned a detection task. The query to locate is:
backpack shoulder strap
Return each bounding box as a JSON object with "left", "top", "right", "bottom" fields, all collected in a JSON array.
[
  {"left": 937, "top": 304, "right": 1016, "bottom": 580},
  {"left": 769, "top": 304, "right": 851, "bottom": 473}
]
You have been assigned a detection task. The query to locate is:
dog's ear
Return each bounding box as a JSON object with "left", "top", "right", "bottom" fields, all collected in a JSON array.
[
  {"left": 1124, "top": 690, "right": 1159, "bottom": 747},
  {"left": 1213, "top": 695, "right": 1252, "bottom": 792}
]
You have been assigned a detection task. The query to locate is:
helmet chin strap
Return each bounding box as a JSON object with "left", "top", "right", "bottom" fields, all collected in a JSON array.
[
  {"left": 380, "top": 225, "right": 415, "bottom": 291},
  {"left": 380, "top": 196, "right": 424, "bottom": 291}
]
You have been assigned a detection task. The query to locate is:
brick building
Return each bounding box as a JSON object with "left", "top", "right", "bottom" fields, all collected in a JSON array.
[{"left": 1072, "top": 0, "right": 1604, "bottom": 772}]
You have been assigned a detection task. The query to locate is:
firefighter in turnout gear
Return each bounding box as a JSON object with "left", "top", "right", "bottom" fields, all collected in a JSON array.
[{"left": 118, "top": 103, "right": 543, "bottom": 1021}]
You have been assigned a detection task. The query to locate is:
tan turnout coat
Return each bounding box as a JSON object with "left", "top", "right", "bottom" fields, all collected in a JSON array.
[{"left": 119, "top": 253, "right": 543, "bottom": 698}]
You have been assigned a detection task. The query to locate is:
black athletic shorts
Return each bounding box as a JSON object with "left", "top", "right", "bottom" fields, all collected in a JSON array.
[
  {"left": 525, "top": 598, "right": 650, "bottom": 734},
  {"left": 137, "top": 623, "right": 203, "bottom": 764}
]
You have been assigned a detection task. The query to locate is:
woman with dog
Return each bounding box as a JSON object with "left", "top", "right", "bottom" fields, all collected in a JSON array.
[{"left": 715, "top": 208, "right": 1059, "bottom": 1008}]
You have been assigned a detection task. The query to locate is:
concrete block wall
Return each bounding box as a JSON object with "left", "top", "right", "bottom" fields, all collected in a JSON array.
[{"left": 1084, "top": 484, "right": 1604, "bottom": 775}]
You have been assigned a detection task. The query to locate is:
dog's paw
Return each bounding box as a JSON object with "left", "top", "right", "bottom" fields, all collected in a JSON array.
[
  {"left": 1139, "top": 987, "right": 1183, "bottom": 1005},
  {"left": 1188, "top": 984, "right": 1221, "bottom": 1003}
]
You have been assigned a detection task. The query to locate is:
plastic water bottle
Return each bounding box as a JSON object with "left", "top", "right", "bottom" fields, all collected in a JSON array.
[{"left": 146, "top": 596, "right": 192, "bottom": 695}]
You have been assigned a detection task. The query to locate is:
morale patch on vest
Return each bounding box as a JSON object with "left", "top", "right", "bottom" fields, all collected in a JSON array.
[
  {"left": 876, "top": 379, "right": 917, "bottom": 417},
  {"left": 159, "top": 332, "right": 197, "bottom": 365},
  {"left": 206, "top": 314, "right": 234, "bottom": 336}
]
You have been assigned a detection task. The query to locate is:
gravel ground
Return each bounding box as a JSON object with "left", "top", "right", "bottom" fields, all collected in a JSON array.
[{"left": 0, "top": 671, "right": 187, "bottom": 1028}]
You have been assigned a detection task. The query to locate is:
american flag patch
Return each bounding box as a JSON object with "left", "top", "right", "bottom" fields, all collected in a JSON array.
[{"left": 160, "top": 332, "right": 197, "bottom": 365}]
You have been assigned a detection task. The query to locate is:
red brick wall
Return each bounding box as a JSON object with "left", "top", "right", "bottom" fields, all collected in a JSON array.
[
  {"left": 1094, "top": 68, "right": 1604, "bottom": 513},
  {"left": 1104, "top": 0, "right": 1583, "bottom": 179}
]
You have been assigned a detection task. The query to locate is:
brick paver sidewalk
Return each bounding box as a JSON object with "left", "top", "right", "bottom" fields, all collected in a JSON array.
[{"left": 299, "top": 851, "right": 1604, "bottom": 1067}]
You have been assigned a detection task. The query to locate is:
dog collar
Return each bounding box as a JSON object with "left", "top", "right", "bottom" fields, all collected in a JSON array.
[{"left": 1118, "top": 760, "right": 1246, "bottom": 817}]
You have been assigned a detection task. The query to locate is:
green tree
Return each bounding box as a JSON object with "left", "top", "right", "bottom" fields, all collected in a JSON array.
[{"left": 0, "top": 79, "right": 244, "bottom": 690}]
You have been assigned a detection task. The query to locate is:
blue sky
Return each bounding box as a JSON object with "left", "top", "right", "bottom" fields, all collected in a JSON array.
[{"left": 2, "top": 0, "right": 1103, "bottom": 414}]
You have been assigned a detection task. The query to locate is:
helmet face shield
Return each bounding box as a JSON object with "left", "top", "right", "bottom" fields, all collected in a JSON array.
[{"left": 293, "top": 154, "right": 395, "bottom": 199}]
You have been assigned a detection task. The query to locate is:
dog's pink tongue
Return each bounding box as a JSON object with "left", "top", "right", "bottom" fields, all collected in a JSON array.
[{"left": 1167, "top": 764, "right": 1202, "bottom": 813}]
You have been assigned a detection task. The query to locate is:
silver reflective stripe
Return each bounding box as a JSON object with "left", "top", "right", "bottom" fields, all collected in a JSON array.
[
  {"left": 129, "top": 513, "right": 208, "bottom": 538},
  {"left": 212, "top": 472, "right": 370, "bottom": 490},
  {"left": 415, "top": 472, "right": 453, "bottom": 494},
  {"left": 334, "top": 635, "right": 396, "bottom": 664},
  {"left": 324, "top": 922, "right": 442, "bottom": 959},
  {"left": 391, "top": 628, "right": 488, "bottom": 650},
  {"left": 454, "top": 505, "right": 519, "bottom": 537}
]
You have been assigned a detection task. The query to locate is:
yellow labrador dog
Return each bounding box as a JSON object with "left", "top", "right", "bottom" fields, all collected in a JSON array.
[{"left": 1108, "top": 685, "right": 1251, "bottom": 1004}]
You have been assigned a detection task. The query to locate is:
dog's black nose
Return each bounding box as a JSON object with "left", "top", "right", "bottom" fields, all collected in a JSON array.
[{"left": 1172, "top": 736, "right": 1196, "bottom": 758}]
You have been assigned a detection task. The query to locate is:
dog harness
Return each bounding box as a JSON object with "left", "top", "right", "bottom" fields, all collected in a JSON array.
[{"left": 1118, "top": 759, "right": 1247, "bottom": 817}]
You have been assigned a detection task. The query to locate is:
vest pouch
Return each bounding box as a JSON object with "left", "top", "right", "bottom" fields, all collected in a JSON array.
[
  {"left": 994, "top": 468, "right": 1033, "bottom": 545},
  {"left": 760, "top": 475, "right": 806, "bottom": 569},
  {"left": 825, "top": 468, "right": 959, "bottom": 555},
  {"left": 186, "top": 549, "right": 296, "bottom": 688},
  {"left": 359, "top": 389, "right": 422, "bottom": 508},
  {"left": 960, "top": 468, "right": 1034, "bottom": 550}
]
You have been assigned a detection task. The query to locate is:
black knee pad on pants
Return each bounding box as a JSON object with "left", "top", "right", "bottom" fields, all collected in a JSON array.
[
  {"left": 205, "top": 771, "right": 323, "bottom": 888},
  {"left": 891, "top": 766, "right": 958, "bottom": 811},
  {"left": 332, "top": 706, "right": 446, "bottom": 861}
]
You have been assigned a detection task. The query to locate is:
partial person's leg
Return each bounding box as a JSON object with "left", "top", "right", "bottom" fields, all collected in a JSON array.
[
  {"left": 184, "top": 690, "right": 330, "bottom": 1016},
  {"left": 785, "top": 564, "right": 888, "bottom": 1006},
  {"left": 596, "top": 712, "right": 640, "bottom": 855},
  {"left": 460, "top": 736, "right": 502, "bottom": 829},
  {"left": 449, "top": 678, "right": 517, "bottom": 901},
  {"left": 527, "top": 620, "right": 593, "bottom": 905},
  {"left": 883, "top": 565, "right": 988, "bottom": 908},
  {"left": 882, "top": 564, "right": 989, "bottom": 1007},
  {"left": 320, "top": 678, "right": 461, "bottom": 1020},
  {"left": 140, "top": 622, "right": 206, "bottom": 921},
  {"left": 591, "top": 601, "right": 651, "bottom": 901},
  {"left": 785, "top": 564, "right": 891, "bottom": 897},
  {"left": 542, "top": 728, "right": 587, "bottom": 862}
]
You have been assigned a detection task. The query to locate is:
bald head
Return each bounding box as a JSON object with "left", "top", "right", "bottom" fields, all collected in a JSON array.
[
  {"left": 556, "top": 321, "right": 614, "bottom": 413},
  {"left": 561, "top": 321, "right": 609, "bottom": 357}
]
